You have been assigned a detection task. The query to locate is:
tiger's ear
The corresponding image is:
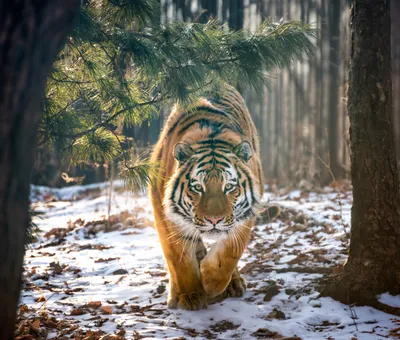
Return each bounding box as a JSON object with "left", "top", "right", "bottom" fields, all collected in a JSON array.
[
  {"left": 173, "top": 143, "right": 194, "bottom": 164},
  {"left": 234, "top": 141, "right": 253, "bottom": 162}
]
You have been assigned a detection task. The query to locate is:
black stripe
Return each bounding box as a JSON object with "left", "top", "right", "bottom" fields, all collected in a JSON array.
[
  {"left": 196, "top": 161, "right": 212, "bottom": 169},
  {"left": 175, "top": 182, "right": 191, "bottom": 218},
  {"left": 170, "top": 161, "right": 193, "bottom": 203},
  {"left": 239, "top": 208, "right": 254, "bottom": 220},
  {"left": 172, "top": 205, "right": 191, "bottom": 218},
  {"left": 216, "top": 160, "right": 231, "bottom": 168},
  {"left": 178, "top": 118, "right": 223, "bottom": 135},
  {"left": 166, "top": 105, "right": 231, "bottom": 136},
  {"left": 196, "top": 139, "right": 234, "bottom": 147},
  {"left": 214, "top": 98, "right": 243, "bottom": 118},
  {"left": 238, "top": 165, "right": 257, "bottom": 203},
  {"left": 197, "top": 152, "right": 214, "bottom": 163},
  {"left": 236, "top": 199, "right": 249, "bottom": 210},
  {"left": 178, "top": 182, "right": 185, "bottom": 206},
  {"left": 196, "top": 158, "right": 231, "bottom": 170},
  {"left": 235, "top": 164, "right": 242, "bottom": 179},
  {"left": 195, "top": 146, "right": 232, "bottom": 153},
  {"left": 197, "top": 150, "right": 231, "bottom": 163},
  {"left": 178, "top": 118, "right": 244, "bottom": 136},
  {"left": 212, "top": 152, "right": 232, "bottom": 162}
]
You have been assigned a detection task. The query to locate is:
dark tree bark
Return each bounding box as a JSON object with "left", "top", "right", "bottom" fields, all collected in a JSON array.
[
  {"left": 0, "top": 1, "right": 79, "bottom": 337},
  {"left": 392, "top": 1, "right": 400, "bottom": 159},
  {"left": 327, "top": 0, "right": 341, "bottom": 180},
  {"left": 322, "top": 0, "right": 400, "bottom": 310},
  {"left": 314, "top": 0, "right": 326, "bottom": 179},
  {"left": 199, "top": 0, "right": 217, "bottom": 23},
  {"left": 300, "top": 0, "right": 306, "bottom": 22},
  {"left": 229, "top": 0, "right": 244, "bottom": 30}
]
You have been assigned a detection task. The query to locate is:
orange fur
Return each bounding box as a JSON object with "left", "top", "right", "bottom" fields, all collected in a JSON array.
[{"left": 149, "top": 85, "right": 263, "bottom": 310}]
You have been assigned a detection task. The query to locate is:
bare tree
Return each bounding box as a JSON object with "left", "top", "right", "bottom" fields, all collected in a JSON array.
[
  {"left": 199, "top": 0, "right": 218, "bottom": 22},
  {"left": 392, "top": 1, "right": 400, "bottom": 159},
  {"left": 229, "top": 0, "right": 244, "bottom": 30},
  {"left": 327, "top": 1, "right": 341, "bottom": 179},
  {"left": 322, "top": 0, "right": 400, "bottom": 310},
  {"left": 0, "top": 1, "right": 79, "bottom": 337}
]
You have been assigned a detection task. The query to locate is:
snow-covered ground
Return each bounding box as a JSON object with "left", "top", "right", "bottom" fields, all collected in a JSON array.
[{"left": 17, "top": 182, "right": 400, "bottom": 339}]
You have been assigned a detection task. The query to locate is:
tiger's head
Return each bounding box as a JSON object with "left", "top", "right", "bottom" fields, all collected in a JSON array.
[{"left": 164, "top": 140, "right": 260, "bottom": 240}]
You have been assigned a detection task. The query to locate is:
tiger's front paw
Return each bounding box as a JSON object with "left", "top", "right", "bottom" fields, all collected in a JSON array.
[
  {"left": 208, "top": 272, "right": 246, "bottom": 304},
  {"left": 200, "top": 263, "right": 231, "bottom": 297},
  {"left": 168, "top": 291, "right": 208, "bottom": 310},
  {"left": 221, "top": 273, "right": 246, "bottom": 298}
]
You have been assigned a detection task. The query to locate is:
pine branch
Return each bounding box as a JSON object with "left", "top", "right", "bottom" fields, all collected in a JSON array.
[
  {"left": 50, "top": 95, "right": 163, "bottom": 140},
  {"left": 118, "top": 154, "right": 160, "bottom": 193},
  {"left": 41, "top": 1, "right": 315, "bottom": 189}
]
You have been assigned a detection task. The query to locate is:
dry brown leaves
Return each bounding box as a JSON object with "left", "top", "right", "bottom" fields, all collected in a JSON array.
[{"left": 15, "top": 304, "right": 127, "bottom": 340}]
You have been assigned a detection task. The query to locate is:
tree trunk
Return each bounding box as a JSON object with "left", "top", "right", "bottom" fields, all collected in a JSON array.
[
  {"left": 327, "top": 0, "right": 341, "bottom": 180},
  {"left": 0, "top": 1, "right": 79, "bottom": 338},
  {"left": 314, "top": 0, "right": 326, "bottom": 180},
  {"left": 392, "top": 0, "right": 400, "bottom": 159},
  {"left": 322, "top": 0, "right": 400, "bottom": 310},
  {"left": 199, "top": 0, "right": 217, "bottom": 23},
  {"left": 229, "top": 0, "right": 244, "bottom": 30},
  {"left": 222, "top": 0, "right": 229, "bottom": 23}
]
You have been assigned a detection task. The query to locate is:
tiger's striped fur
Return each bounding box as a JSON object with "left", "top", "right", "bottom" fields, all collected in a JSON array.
[{"left": 150, "top": 85, "right": 263, "bottom": 310}]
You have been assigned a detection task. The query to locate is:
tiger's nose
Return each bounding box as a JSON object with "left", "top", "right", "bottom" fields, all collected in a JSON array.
[{"left": 204, "top": 216, "right": 224, "bottom": 225}]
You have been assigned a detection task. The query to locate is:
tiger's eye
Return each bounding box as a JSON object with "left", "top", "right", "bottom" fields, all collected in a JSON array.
[
  {"left": 225, "top": 183, "right": 234, "bottom": 190},
  {"left": 194, "top": 184, "right": 203, "bottom": 191}
]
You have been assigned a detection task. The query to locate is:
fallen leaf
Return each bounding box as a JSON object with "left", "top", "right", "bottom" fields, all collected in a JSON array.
[
  {"left": 71, "top": 308, "right": 87, "bottom": 316},
  {"left": 263, "top": 285, "right": 280, "bottom": 302},
  {"left": 266, "top": 308, "right": 286, "bottom": 320},
  {"left": 35, "top": 296, "right": 46, "bottom": 302},
  {"left": 112, "top": 268, "right": 128, "bottom": 275},
  {"left": 87, "top": 301, "right": 102, "bottom": 309},
  {"left": 286, "top": 254, "right": 310, "bottom": 265},
  {"left": 102, "top": 306, "right": 112, "bottom": 314},
  {"left": 30, "top": 319, "right": 40, "bottom": 331},
  {"left": 95, "top": 257, "right": 120, "bottom": 263},
  {"left": 157, "top": 284, "right": 166, "bottom": 294}
]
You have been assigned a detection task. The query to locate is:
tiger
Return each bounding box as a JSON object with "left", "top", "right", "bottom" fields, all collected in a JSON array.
[{"left": 149, "top": 84, "right": 278, "bottom": 310}]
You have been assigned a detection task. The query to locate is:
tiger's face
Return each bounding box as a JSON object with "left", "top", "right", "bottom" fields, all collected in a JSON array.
[{"left": 164, "top": 140, "right": 260, "bottom": 240}]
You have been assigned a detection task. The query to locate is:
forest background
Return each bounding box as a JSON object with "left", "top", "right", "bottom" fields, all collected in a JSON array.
[{"left": 33, "top": 0, "right": 400, "bottom": 188}]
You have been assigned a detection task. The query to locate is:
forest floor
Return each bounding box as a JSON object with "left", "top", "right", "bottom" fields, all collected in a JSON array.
[{"left": 16, "top": 181, "right": 400, "bottom": 340}]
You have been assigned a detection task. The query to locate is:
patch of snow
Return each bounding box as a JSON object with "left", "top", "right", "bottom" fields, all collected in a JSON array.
[
  {"left": 20, "top": 183, "right": 398, "bottom": 339},
  {"left": 378, "top": 293, "right": 400, "bottom": 308}
]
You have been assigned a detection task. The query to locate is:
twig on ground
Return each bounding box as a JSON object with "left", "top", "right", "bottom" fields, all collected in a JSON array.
[
  {"left": 349, "top": 302, "right": 359, "bottom": 331},
  {"left": 27, "top": 292, "right": 56, "bottom": 318}
]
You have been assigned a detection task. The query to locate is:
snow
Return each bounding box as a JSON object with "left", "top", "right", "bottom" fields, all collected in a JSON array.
[
  {"left": 379, "top": 293, "right": 400, "bottom": 308},
  {"left": 19, "top": 182, "right": 400, "bottom": 339}
]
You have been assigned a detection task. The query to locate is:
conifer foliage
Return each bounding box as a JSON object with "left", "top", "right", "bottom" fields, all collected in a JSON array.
[{"left": 41, "top": 0, "right": 315, "bottom": 191}]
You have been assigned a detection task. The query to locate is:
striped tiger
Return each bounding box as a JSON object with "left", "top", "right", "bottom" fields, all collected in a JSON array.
[{"left": 150, "top": 85, "right": 277, "bottom": 310}]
